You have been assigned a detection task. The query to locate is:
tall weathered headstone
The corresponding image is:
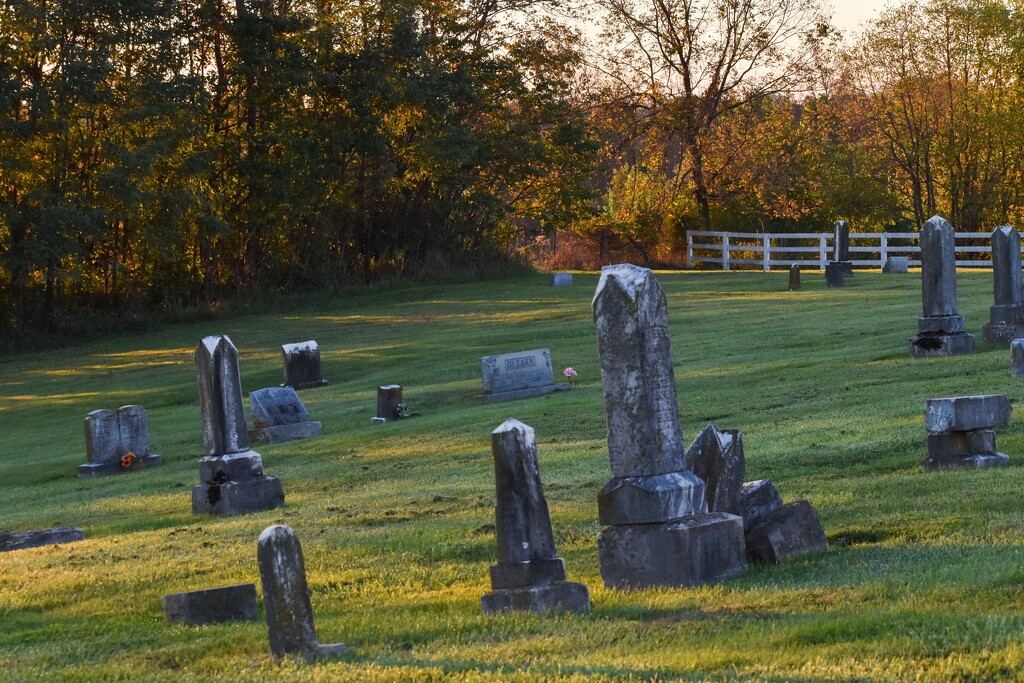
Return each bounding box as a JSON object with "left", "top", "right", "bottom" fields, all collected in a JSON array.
[
  {"left": 910, "top": 216, "right": 974, "bottom": 358},
  {"left": 593, "top": 264, "right": 746, "bottom": 589},
  {"left": 79, "top": 405, "right": 161, "bottom": 477},
  {"left": 193, "top": 336, "right": 284, "bottom": 516},
  {"left": 983, "top": 226, "right": 1024, "bottom": 343},
  {"left": 257, "top": 525, "right": 345, "bottom": 660},
  {"left": 481, "top": 420, "right": 590, "bottom": 614},
  {"left": 281, "top": 341, "right": 328, "bottom": 390},
  {"left": 831, "top": 220, "right": 854, "bottom": 277}
]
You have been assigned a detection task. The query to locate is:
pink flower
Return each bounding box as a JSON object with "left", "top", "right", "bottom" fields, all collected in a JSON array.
[{"left": 563, "top": 367, "right": 577, "bottom": 378}]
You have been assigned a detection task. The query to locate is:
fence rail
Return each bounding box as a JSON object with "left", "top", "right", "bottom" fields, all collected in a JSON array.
[{"left": 686, "top": 230, "right": 1001, "bottom": 271}]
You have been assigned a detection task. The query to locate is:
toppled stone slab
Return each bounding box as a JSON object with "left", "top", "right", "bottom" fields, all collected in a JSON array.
[
  {"left": 163, "top": 584, "right": 258, "bottom": 625},
  {"left": 737, "top": 479, "right": 783, "bottom": 530},
  {"left": 925, "top": 395, "right": 1012, "bottom": 433},
  {"left": 0, "top": 527, "right": 85, "bottom": 552},
  {"left": 744, "top": 500, "right": 828, "bottom": 563},
  {"left": 882, "top": 256, "right": 909, "bottom": 273},
  {"left": 685, "top": 424, "right": 745, "bottom": 516}
]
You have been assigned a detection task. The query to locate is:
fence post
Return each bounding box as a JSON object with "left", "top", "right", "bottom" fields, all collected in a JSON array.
[
  {"left": 762, "top": 234, "right": 770, "bottom": 272},
  {"left": 819, "top": 235, "right": 827, "bottom": 269},
  {"left": 722, "top": 233, "right": 731, "bottom": 271},
  {"left": 687, "top": 232, "right": 693, "bottom": 266},
  {"left": 880, "top": 234, "right": 888, "bottom": 268}
]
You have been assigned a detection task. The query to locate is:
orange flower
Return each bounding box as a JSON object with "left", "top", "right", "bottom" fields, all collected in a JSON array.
[{"left": 121, "top": 452, "right": 137, "bottom": 469}]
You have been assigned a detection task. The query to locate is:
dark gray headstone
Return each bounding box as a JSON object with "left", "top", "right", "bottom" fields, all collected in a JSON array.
[
  {"left": 788, "top": 264, "right": 800, "bottom": 291},
  {"left": 79, "top": 405, "right": 161, "bottom": 477},
  {"left": 911, "top": 216, "right": 974, "bottom": 357},
  {"left": 833, "top": 220, "right": 850, "bottom": 262},
  {"left": 983, "top": 226, "right": 1024, "bottom": 343},
  {"left": 248, "top": 387, "right": 322, "bottom": 445},
  {"left": 258, "top": 525, "right": 345, "bottom": 660},
  {"left": 824, "top": 262, "right": 844, "bottom": 287},
  {"left": 0, "top": 527, "right": 84, "bottom": 552},
  {"left": 882, "top": 256, "right": 909, "bottom": 274},
  {"left": 685, "top": 424, "right": 745, "bottom": 516},
  {"left": 371, "top": 385, "right": 404, "bottom": 423},
  {"left": 481, "top": 420, "right": 589, "bottom": 614},
  {"left": 744, "top": 500, "right": 828, "bottom": 563},
  {"left": 282, "top": 341, "right": 328, "bottom": 390},
  {"left": 163, "top": 584, "right": 258, "bottom": 625},
  {"left": 925, "top": 395, "right": 1011, "bottom": 433},
  {"left": 1013, "top": 339, "right": 1024, "bottom": 377}
]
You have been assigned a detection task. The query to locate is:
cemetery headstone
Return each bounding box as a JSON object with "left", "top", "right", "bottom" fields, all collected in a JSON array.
[
  {"left": 824, "top": 262, "right": 844, "bottom": 288},
  {"left": 193, "top": 336, "right": 285, "bottom": 516},
  {"left": 550, "top": 273, "right": 573, "bottom": 287},
  {"left": 79, "top": 405, "right": 161, "bottom": 477},
  {"left": 371, "top": 385, "right": 405, "bottom": 424},
  {"left": 593, "top": 264, "right": 746, "bottom": 589},
  {"left": 788, "top": 264, "right": 801, "bottom": 292},
  {"left": 744, "top": 500, "right": 829, "bottom": 563},
  {"left": 0, "top": 527, "right": 84, "bottom": 552},
  {"left": 281, "top": 341, "right": 328, "bottom": 390},
  {"left": 257, "top": 525, "right": 345, "bottom": 660},
  {"left": 737, "top": 479, "right": 783, "bottom": 529},
  {"left": 910, "top": 215, "right": 975, "bottom": 358},
  {"left": 830, "top": 220, "right": 854, "bottom": 277},
  {"left": 1012, "top": 339, "right": 1024, "bottom": 377},
  {"left": 163, "top": 584, "right": 258, "bottom": 625},
  {"left": 248, "top": 387, "right": 322, "bottom": 445},
  {"left": 921, "top": 394, "right": 1011, "bottom": 468},
  {"left": 982, "top": 226, "right": 1024, "bottom": 343},
  {"left": 685, "top": 424, "right": 745, "bottom": 516},
  {"left": 481, "top": 419, "right": 590, "bottom": 614},
  {"left": 479, "top": 348, "right": 570, "bottom": 403},
  {"left": 882, "top": 256, "right": 909, "bottom": 274}
]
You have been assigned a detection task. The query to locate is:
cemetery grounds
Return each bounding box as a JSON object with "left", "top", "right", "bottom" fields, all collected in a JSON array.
[{"left": 2, "top": 270, "right": 1024, "bottom": 682}]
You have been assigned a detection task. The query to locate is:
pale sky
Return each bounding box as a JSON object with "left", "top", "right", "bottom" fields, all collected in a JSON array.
[{"left": 829, "top": 0, "right": 892, "bottom": 36}]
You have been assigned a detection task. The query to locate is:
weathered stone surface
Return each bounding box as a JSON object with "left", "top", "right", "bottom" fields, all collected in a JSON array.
[
  {"left": 744, "top": 500, "right": 828, "bottom": 563},
  {"left": 192, "top": 474, "right": 285, "bottom": 516},
  {"left": 685, "top": 424, "right": 745, "bottom": 516},
  {"left": 925, "top": 395, "right": 1012, "bottom": 433},
  {"left": 597, "top": 513, "right": 747, "bottom": 589},
  {"left": 480, "top": 348, "right": 568, "bottom": 397},
  {"left": 882, "top": 256, "right": 909, "bottom": 274},
  {"left": 480, "top": 384, "right": 570, "bottom": 403},
  {"left": 788, "top": 264, "right": 800, "bottom": 291},
  {"left": 248, "top": 387, "right": 321, "bottom": 444},
  {"left": 597, "top": 471, "right": 707, "bottom": 525},
  {"left": 481, "top": 582, "right": 591, "bottom": 615},
  {"left": 921, "top": 452, "right": 1009, "bottom": 469},
  {"left": 258, "top": 525, "right": 344, "bottom": 659},
  {"left": 0, "top": 527, "right": 84, "bottom": 552},
  {"left": 926, "top": 429, "right": 996, "bottom": 458},
  {"left": 249, "top": 422, "right": 323, "bottom": 445},
  {"left": 163, "top": 584, "right": 258, "bottom": 625},
  {"left": 593, "top": 264, "right": 686, "bottom": 478},
  {"left": 550, "top": 273, "right": 573, "bottom": 287},
  {"left": 909, "top": 331, "right": 975, "bottom": 358},
  {"left": 833, "top": 220, "right": 850, "bottom": 261},
  {"left": 372, "top": 385, "right": 404, "bottom": 423},
  {"left": 991, "top": 226, "right": 1023, "bottom": 306},
  {"left": 281, "top": 341, "right": 328, "bottom": 390},
  {"left": 196, "top": 336, "right": 249, "bottom": 456},
  {"left": 80, "top": 405, "right": 161, "bottom": 477},
  {"left": 919, "top": 215, "right": 959, "bottom": 318},
  {"left": 983, "top": 307, "right": 1024, "bottom": 344},
  {"left": 917, "top": 315, "right": 966, "bottom": 334},
  {"left": 1013, "top": 339, "right": 1024, "bottom": 377},
  {"left": 824, "top": 262, "right": 844, "bottom": 288},
  {"left": 737, "top": 479, "right": 783, "bottom": 530}
]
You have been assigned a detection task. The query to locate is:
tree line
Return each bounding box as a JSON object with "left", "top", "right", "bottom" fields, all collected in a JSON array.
[{"left": 1, "top": 0, "right": 1022, "bottom": 335}]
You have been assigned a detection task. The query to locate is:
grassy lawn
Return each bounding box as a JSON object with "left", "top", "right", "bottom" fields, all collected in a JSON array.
[{"left": 3, "top": 267, "right": 1024, "bottom": 682}]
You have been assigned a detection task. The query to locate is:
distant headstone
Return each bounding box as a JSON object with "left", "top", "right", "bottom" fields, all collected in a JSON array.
[
  {"left": 882, "top": 256, "right": 909, "bottom": 274},
  {"left": 921, "top": 394, "right": 1011, "bottom": 469},
  {"left": 824, "top": 262, "right": 844, "bottom": 288},
  {"left": 481, "top": 420, "right": 590, "bottom": 614},
  {"left": 163, "top": 584, "right": 258, "bottom": 625},
  {"left": 745, "top": 500, "right": 829, "bottom": 563},
  {"left": 371, "top": 385, "right": 404, "bottom": 424},
  {"left": 593, "top": 264, "right": 746, "bottom": 589},
  {"left": 788, "top": 264, "right": 801, "bottom": 291},
  {"left": 248, "top": 387, "right": 322, "bottom": 445},
  {"left": 550, "top": 273, "right": 573, "bottom": 287},
  {"left": 257, "top": 525, "right": 345, "bottom": 660},
  {"left": 829, "top": 220, "right": 854, "bottom": 277},
  {"left": 685, "top": 424, "right": 745, "bottom": 516},
  {"left": 910, "top": 216, "right": 974, "bottom": 358},
  {"left": 0, "top": 527, "right": 84, "bottom": 552},
  {"left": 193, "top": 336, "right": 285, "bottom": 516},
  {"left": 1013, "top": 339, "right": 1024, "bottom": 376},
  {"left": 282, "top": 341, "right": 328, "bottom": 390},
  {"left": 983, "top": 226, "right": 1024, "bottom": 343},
  {"left": 479, "top": 348, "right": 570, "bottom": 403},
  {"left": 79, "top": 405, "right": 161, "bottom": 477}
]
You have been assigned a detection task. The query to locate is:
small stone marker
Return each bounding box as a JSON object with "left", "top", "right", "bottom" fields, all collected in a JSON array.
[
  {"left": 193, "top": 336, "right": 285, "bottom": 516},
  {"left": 922, "top": 394, "right": 1011, "bottom": 468},
  {"left": 550, "top": 273, "right": 573, "bottom": 287},
  {"left": 257, "top": 525, "right": 345, "bottom": 660},
  {"left": 788, "top": 264, "right": 800, "bottom": 291},
  {"left": 685, "top": 424, "right": 745, "bottom": 516},
  {"left": 0, "top": 527, "right": 84, "bottom": 552},
  {"left": 824, "top": 262, "right": 844, "bottom": 288},
  {"left": 830, "top": 220, "right": 854, "bottom": 277},
  {"left": 248, "top": 387, "right": 322, "bottom": 445},
  {"left": 882, "top": 256, "right": 909, "bottom": 274},
  {"left": 983, "top": 226, "right": 1024, "bottom": 343},
  {"left": 910, "top": 215, "right": 974, "bottom": 358},
  {"left": 479, "top": 348, "right": 570, "bottom": 403},
  {"left": 481, "top": 420, "right": 590, "bottom": 614},
  {"left": 281, "top": 341, "right": 328, "bottom": 390},
  {"left": 1012, "top": 339, "right": 1024, "bottom": 376},
  {"left": 371, "top": 385, "right": 404, "bottom": 424},
  {"left": 737, "top": 480, "right": 783, "bottom": 529},
  {"left": 745, "top": 500, "right": 829, "bottom": 563},
  {"left": 79, "top": 405, "right": 161, "bottom": 477},
  {"left": 593, "top": 264, "right": 746, "bottom": 589},
  {"left": 163, "top": 584, "right": 258, "bottom": 625}
]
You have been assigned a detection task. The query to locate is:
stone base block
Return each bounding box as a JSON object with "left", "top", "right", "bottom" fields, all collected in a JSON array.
[
  {"left": 490, "top": 558, "right": 566, "bottom": 590},
  {"left": 927, "top": 429, "right": 996, "bottom": 458},
  {"left": 78, "top": 453, "right": 162, "bottom": 478},
  {"left": 0, "top": 527, "right": 85, "bottom": 552},
  {"left": 824, "top": 263, "right": 844, "bottom": 287},
  {"left": 597, "top": 512, "right": 746, "bottom": 590},
  {"left": 983, "top": 318, "right": 1024, "bottom": 344},
  {"left": 479, "top": 383, "right": 571, "bottom": 404},
  {"left": 481, "top": 581, "right": 590, "bottom": 615},
  {"left": 909, "top": 332, "right": 974, "bottom": 358},
  {"left": 882, "top": 257, "right": 909, "bottom": 274},
  {"left": 926, "top": 395, "right": 1011, "bottom": 432},
  {"left": 835, "top": 261, "right": 854, "bottom": 277},
  {"left": 248, "top": 422, "right": 322, "bottom": 445},
  {"left": 737, "top": 479, "right": 783, "bottom": 530},
  {"left": 921, "top": 452, "right": 1009, "bottom": 469},
  {"left": 917, "top": 315, "right": 966, "bottom": 334},
  {"left": 745, "top": 500, "right": 828, "bottom": 563},
  {"left": 597, "top": 471, "right": 707, "bottom": 525},
  {"left": 192, "top": 476, "right": 284, "bottom": 516},
  {"left": 198, "top": 450, "right": 265, "bottom": 483},
  {"left": 163, "top": 583, "right": 258, "bottom": 625}
]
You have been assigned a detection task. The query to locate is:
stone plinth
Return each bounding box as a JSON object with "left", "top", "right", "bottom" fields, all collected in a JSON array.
[
  {"left": 163, "top": 584, "right": 258, "bottom": 625},
  {"left": 745, "top": 501, "right": 828, "bottom": 563},
  {"left": 911, "top": 216, "right": 974, "bottom": 358},
  {"left": 922, "top": 394, "right": 1011, "bottom": 469},
  {"left": 282, "top": 341, "right": 328, "bottom": 390}
]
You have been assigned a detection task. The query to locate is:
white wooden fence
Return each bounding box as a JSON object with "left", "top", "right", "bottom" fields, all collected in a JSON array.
[{"left": 686, "top": 230, "right": 1001, "bottom": 271}]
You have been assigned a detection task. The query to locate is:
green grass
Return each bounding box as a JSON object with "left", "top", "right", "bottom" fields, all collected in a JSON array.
[{"left": 3, "top": 268, "right": 1024, "bottom": 682}]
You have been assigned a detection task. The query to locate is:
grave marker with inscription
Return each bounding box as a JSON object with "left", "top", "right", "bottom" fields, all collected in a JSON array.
[
  {"left": 79, "top": 405, "right": 161, "bottom": 477},
  {"left": 248, "top": 387, "right": 322, "bottom": 445},
  {"left": 479, "top": 348, "right": 570, "bottom": 403}
]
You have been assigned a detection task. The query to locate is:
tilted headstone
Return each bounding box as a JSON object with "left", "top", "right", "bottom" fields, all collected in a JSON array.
[
  {"left": 550, "top": 273, "right": 573, "bottom": 287},
  {"left": 281, "top": 341, "right": 328, "bottom": 390},
  {"left": 788, "top": 264, "right": 801, "bottom": 292},
  {"left": 1012, "top": 339, "right": 1024, "bottom": 377},
  {"left": 163, "top": 584, "right": 258, "bottom": 625},
  {"left": 193, "top": 336, "right": 284, "bottom": 516},
  {"left": 882, "top": 256, "right": 909, "bottom": 274},
  {"left": 257, "top": 525, "right": 345, "bottom": 660},
  {"left": 79, "top": 405, "right": 161, "bottom": 477},
  {"left": 0, "top": 527, "right": 84, "bottom": 552},
  {"left": 745, "top": 500, "right": 829, "bottom": 563},
  {"left": 371, "top": 385, "right": 404, "bottom": 424},
  {"left": 921, "top": 394, "right": 1011, "bottom": 469},
  {"left": 824, "top": 262, "right": 844, "bottom": 288},
  {"left": 830, "top": 220, "right": 854, "bottom": 277},
  {"left": 982, "top": 226, "right": 1024, "bottom": 343},
  {"left": 593, "top": 264, "right": 746, "bottom": 589},
  {"left": 481, "top": 420, "right": 590, "bottom": 614},
  {"left": 910, "top": 216, "right": 974, "bottom": 358},
  {"left": 737, "top": 479, "right": 783, "bottom": 530},
  {"left": 685, "top": 424, "right": 745, "bottom": 516},
  {"left": 479, "top": 348, "right": 570, "bottom": 403},
  {"left": 248, "top": 387, "right": 322, "bottom": 445}
]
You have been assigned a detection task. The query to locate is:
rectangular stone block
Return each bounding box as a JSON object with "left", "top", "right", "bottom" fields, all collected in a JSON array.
[
  {"left": 192, "top": 476, "right": 284, "bottom": 516},
  {"left": 250, "top": 387, "right": 309, "bottom": 428},
  {"left": 824, "top": 262, "right": 844, "bottom": 287},
  {"left": 921, "top": 452, "right": 1009, "bottom": 469},
  {"left": 737, "top": 479, "right": 783, "bottom": 530},
  {"left": 489, "top": 558, "right": 566, "bottom": 590},
  {"left": 198, "top": 451, "right": 266, "bottom": 484},
  {"left": 479, "top": 383, "right": 570, "bottom": 403},
  {"left": 78, "top": 453, "right": 161, "bottom": 477},
  {"left": 917, "top": 315, "right": 966, "bottom": 334},
  {"left": 248, "top": 421, "right": 323, "bottom": 445},
  {"left": 926, "top": 429, "right": 996, "bottom": 457},
  {"left": 882, "top": 256, "right": 909, "bottom": 273},
  {"left": 282, "top": 340, "right": 328, "bottom": 389},
  {"left": 597, "top": 512, "right": 746, "bottom": 590},
  {"left": 597, "top": 471, "right": 707, "bottom": 525},
  {"left": 481, "top": 581, "right": 590, "bottom": 614},
  {"left": 163, "top": 583, "right": 258, "bottom": 625},
  {"left": 909, "top": 332, "right": 974, "bottom": 358},
  {"left": 925, "top": 395, "right": 1011, "bottom": 432},
  {"left": 481, "top": 348, "right": 558, "bottom": 394},
  {"left": 744, "top": 500, "right": 828, "bottom": 563}
]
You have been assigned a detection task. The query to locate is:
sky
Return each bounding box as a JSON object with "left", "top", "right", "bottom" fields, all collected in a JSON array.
[{"left": 829, "top": 0, "right": 892, "bottom": 36}]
